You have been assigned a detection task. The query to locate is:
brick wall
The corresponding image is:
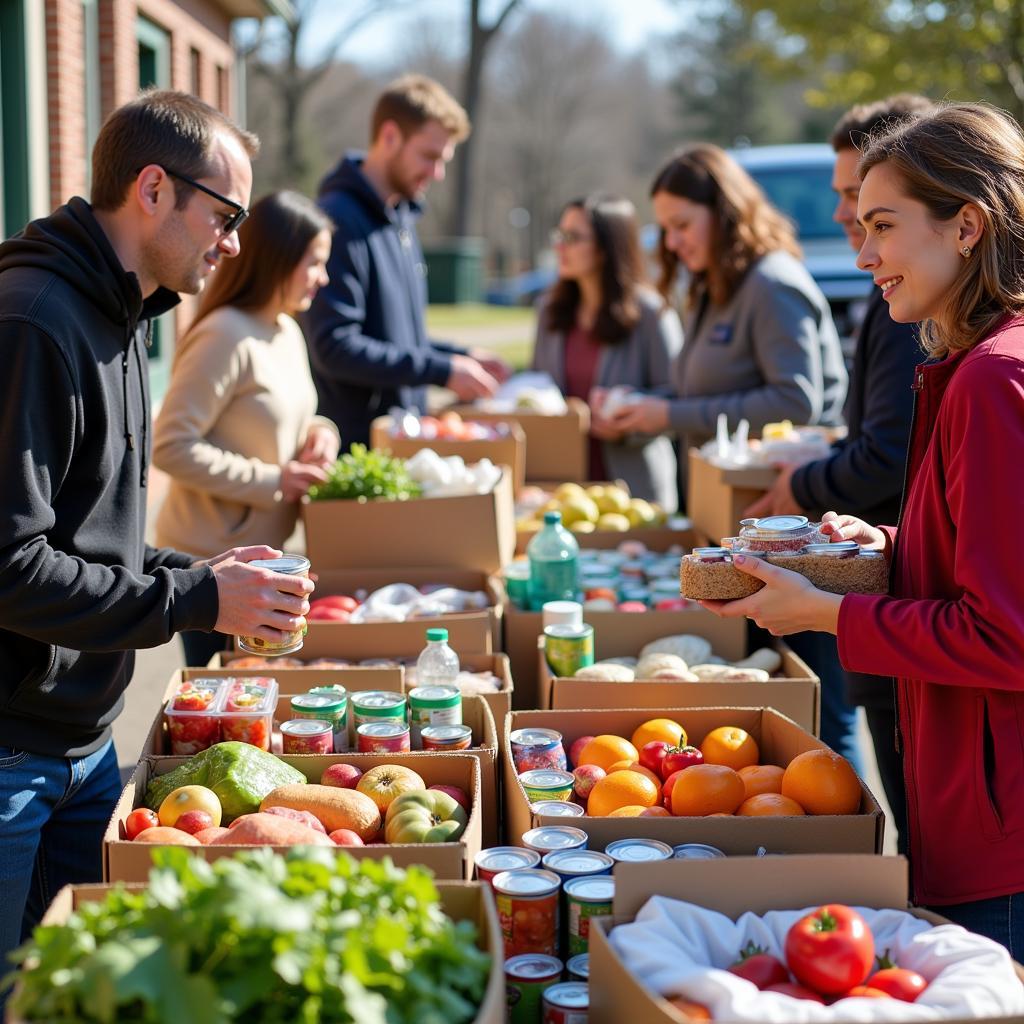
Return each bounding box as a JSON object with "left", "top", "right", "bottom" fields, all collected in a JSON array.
[{"left": 45, "top": 0, "right": 87, "bottom": 207}]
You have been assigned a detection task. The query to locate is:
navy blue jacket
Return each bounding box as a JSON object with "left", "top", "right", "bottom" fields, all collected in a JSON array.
[{"left": 302, "top": 155, "right": 461, "bottom": 446}]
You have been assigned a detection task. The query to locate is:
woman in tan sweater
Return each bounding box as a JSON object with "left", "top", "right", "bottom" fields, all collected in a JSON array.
[{"left": 154, "top": 191, "right": 340, "bottom": 665}]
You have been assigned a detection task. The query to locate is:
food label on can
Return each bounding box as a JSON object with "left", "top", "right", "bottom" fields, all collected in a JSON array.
[
  {"left": 544, "top": 626, "right": 594, "bottom": 678},
  {"left": 567, "top": 897, "right": 612, "bottom": 956},
  {"left": 497, "top": 892, "right": 559, "bottom": 959}
]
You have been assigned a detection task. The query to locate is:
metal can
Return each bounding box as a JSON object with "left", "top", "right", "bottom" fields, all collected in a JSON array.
[
  {"left": 290, "top": 693, "right": 348, "bottom": 753},
  {"left": 672, "top": 843, "right": 727, "bottom": 860},
  {"left": 505, "top": 954, "right": 564, "bottom": 1024},
  {"left": 541, "top": 850, "right": 614, "bottom": 884},
  {"left": 503, "top": 561, "right": 532, "bottom": 611},
  {"left": 280, "top": 718, "right": 333, "bottom": 755},
  {"left": 421, "top": 724, "right": 473, "bottom": 751},
  {"left": 522, "top": 826, "right": 588, "bottom": 856},
  {"left": 308, "top": 685, "right": 349, "bottom": 751},
  {"left": 544, "top": 625, "right": 595, "bottom": 678},
  {"left": 566, "top": 954, "right": 589, "bottom": 983},
  {"left": 510, "top": 728, "right": 568, "bottom": 772},
  {"left": 475, "top": 847, "right": 541, "bottom": 887},
  {"left": 493, "top": 869, "right": 561, "bottom": 958},
  {"left": 604, "top": 838, "right": 673, "bottom": 864},
  {"left": 803, "top": 540, "right": 860, "bottom": 558},
  {"left": 519, "top": 769, "right": 575, "bottom": 804},
  {"left": 542, "top": 982, "right": 589, "bottom": 1024},
  {"left": 532, "top": 801, "right": 585, "bottom": 818},
  {"left": 356, "top": 720, "right": 410, "bottom": 753},
  {"left": 237, "top": 554, "right": 310, "bottom": 655},
  {"left": 564, "top": 876, "right": 614, "bottom": 957},
  {"left": 350, "top": 690, "right": 407, "bottom": 728},
  {"left": 408, "top": 685, "right": 462, "bottom": 747}
]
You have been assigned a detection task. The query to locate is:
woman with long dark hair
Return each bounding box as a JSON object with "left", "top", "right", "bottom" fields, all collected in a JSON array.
[
  {"left": 153, "top": 190, "right": 339, "bottom": 666},
  {"left": 532, "top": 193, "right": 683, "bottom": 509}
]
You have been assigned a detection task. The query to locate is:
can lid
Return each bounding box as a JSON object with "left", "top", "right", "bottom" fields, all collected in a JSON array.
[
  {"left": 543, "top": 982, "right": 589, "bottom": 1009},
  {"left": 563, "top": 875, "right": 615, "bottom": 901},
  {"left": 672, "top": 843, "right": 727, "bottom": 860},
  {"left": 247, "top": 554, "right": 310, "bottom": 574},
  {"left": 475, "top": 847, "right": 541, "bottom": 871},
  {"left": 504, "top": 954, "right": 563, "bottom": 979},
  {"left": 522, "top": 825, "right": 587, "bottom": 849},
  {"left": 357, "top": 721, "right": 408, "bottom": 737},
  {"left": 491, "top": 868, "right": 561, "bottom": 897},
  {"left": 426, "top": 627, "right": 448, "bottom": 642},
  {"left": 532, "top": 800, "right": 585, "bottom": 817},
  {"left": 566, "top": 954, "right": 590, "bottom": 978},
  {"left": 510, "top": 728, "right": 563, "bottom": 747},
  {"left": 753, "top": 515, "right": 809, "bottom": 533},
  {"left": 291, "top": 693, "right": 346, "bottom": 712},
  {"left": 421, "top": 724, "right": 473, "bottom": 742},
  {"left": 804, "top": 541, "right": 859, "bottom": 556},
  {"left": 280, "top": 718, "right": 333, "bottom": 735},
  {"left": 351, "top": 691, "right": 406, "bottom": 708},
  {"left": 543, "top": 850, "right": 614, "bottom": 874},
  {"left": 408, "top": 685, "right": 460, "bottom": 702},
  {"left": 605, "top": 838, "right": 673, "bottom": 862},
  {"left": 518, "top": 770, "right": 574, "bottom": 789}
]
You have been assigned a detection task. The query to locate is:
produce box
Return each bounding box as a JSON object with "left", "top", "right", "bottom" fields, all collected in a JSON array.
[
  {"left": 449, "top": 397, "right": 590, "bottom": 483},
  {"left": 589, "top": 855, "right": 1024, "bottom": 1024},
  {"left": 503, "top": 707, "right": 883, "bottom": 853},
  {"left": 10, "top": 879, "right": 504, "bottom": 1024},
  {"left": 371, "top": 413, "right": 527, "bottom": 494},
  {"left": 687, "top": 448, "right": 778, "bottom": 547},
  {"left": 106, "top": 752, "right": 483, "bottom": 882},
  {"left": 538, "top": 640, "right": 821, "bottom": 735},
  {"left": 302, "top": 466, "right": 515, "bottom": 573}
]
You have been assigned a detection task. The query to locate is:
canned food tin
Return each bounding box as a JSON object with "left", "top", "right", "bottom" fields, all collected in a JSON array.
[
  {"left": 519, "top": 769, "right": 575, "bottom": 803},
  {"left": 564, "top": 876, "right": 614, "bottom": 956},
  {"left": 503, "top": 562, "right": 532, "bottom": 611},
  {"left": 475, "top": 847, "right": 541, "bottom": 887},
  {"left": 350, "top": 690, "right": 408, "bottom": 728},
  {"left": 421, "top": 724, "right": 473, "bottom": 751},
  {"left": 673, "top": 843, "right": 727, "bottom": 860},
  {"left": 408, "top": 685, "right": 462, "bottom": 747},
  {"left": 566, "top": 954, "right": 589, "bottom": 983},
  {"left": 522, "top": 826, "right": 588, "bottom": 855},
  {"left": 533, "top": 800, "right": 585, "bottom": 818},
  {"left": 237, "top": 554, "right": 310, "bottom": 655},
  {"left": 505, "top": 954, "right": 564, "bottom": 1024},
  {"left": 544, "top": 625, "right": 595, "bottom": 678},
  {"left": 604, "top": 838, "right": 673, "bottom": 863},
  {"left": 493, "top": 869, "right": 561, "bottom": 958},
  {"left": 356, "top": 720, "right": 410, "bottom": 753},
  {"left": 290, "top": 693, "right": 348, "bottom": 753},
  {"left": 308, "top": 684, "right": 349, "bottom": 751},
  {"left": 542, "top": 981, "right": 589, "bottom": 1024},
  {"left": 542, "top": 850, "right": 614, "bottom": 883},
  {"left": 510, "top": 729, "right": 568, "bottom": 772},
  {"left": 280, "top": 718, "right": 333, "bottom": 755}
]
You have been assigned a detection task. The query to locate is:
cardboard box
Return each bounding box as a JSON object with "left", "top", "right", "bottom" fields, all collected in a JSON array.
[
  {"left": 503, "top": 707, "right": 883, "bottom": 853},
  {"left": 302, "top": 466, "right": 515, "bottom": 572},
  {"left": 371, "top": 414, "right": 527, "bottom": 494},
  {"left": 539, "top": 641, "right": 821, "bottom": 735},
  {"left": 106, "top": 752, "right": 483, "bottom": 882},
  {"left": 687, "top": 448, "right": 778, "bottom": 547},
  {"left": 14, "top": 880, "right": 504, "bottom": 1024},
  {"left": 589, "top": 855, "right": 1024, "bottom": 1024},
  {"left": 450, "top": 397, "right": 590, "bottom": 483}
]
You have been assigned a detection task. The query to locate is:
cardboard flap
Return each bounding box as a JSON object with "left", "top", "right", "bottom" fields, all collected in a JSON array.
[{"left": 611, "top": 855, "right": 909, "bottom": 920}]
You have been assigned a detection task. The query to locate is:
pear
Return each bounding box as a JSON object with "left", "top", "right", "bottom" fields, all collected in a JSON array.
[
  {"left": 570, "top": 520, "right": 597, "bottom": 534},
  {"left": 555, "top": 482, "right": 586, "bottom": 503},
  {"left": 595, "top": 485, "right": 631, "bottom": 515},
  {"left": 596, "top": 513, "right": 631, "bottom": 532},
  {"left": 627, "top": 498, "right": 657, "bottom": 527},
  {"left": 559, "top": 495, "right": 600, "bottom": 527}
]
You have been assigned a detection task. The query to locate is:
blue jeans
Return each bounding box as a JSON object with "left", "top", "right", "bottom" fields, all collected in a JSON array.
[
  {"left": 0, "top": 739, "right": 121, "bottom": 975},
  {"left": 926, "top": 893, "right": 1024, "bottom": 960}
]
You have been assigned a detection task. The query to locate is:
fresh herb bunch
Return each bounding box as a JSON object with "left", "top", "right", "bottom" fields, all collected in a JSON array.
[
  {"left": 307, "top": 444, "right": 421, "bottom": 503},
  {"left": 5, "top": 848, "right": 491, "bottom": 1024}
]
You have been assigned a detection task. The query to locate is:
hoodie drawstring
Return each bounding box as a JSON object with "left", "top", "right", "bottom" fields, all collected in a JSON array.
[
  {"left": 122, "top": 323, "right": 133, "bottom": 452},
  {"left": 122, "top": 319, "right": 152, "bottom": 487}
]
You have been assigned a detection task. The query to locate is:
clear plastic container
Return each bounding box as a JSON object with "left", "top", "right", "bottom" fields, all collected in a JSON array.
[
  {"left": 527, "top": 511, "right": 579, "bottom": 610},
  {"left": 164, "top": 676, "right": 277, "bottom": 755},
  {"left": 737, "top": 515, "right": 824, "bottom": 552},
  {"left": 415, "top": 627, "right": 460, "bottom": 692},
  {"left": 219, "top": 677, "right": 276, "bottom": 751}
]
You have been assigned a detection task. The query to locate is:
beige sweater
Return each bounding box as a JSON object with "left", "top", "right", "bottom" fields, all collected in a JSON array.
[{"left": 153, "top": 306, "right": 337, "bottom": 557}]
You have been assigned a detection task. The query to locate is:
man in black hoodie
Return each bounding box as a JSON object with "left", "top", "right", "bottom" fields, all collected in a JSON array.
[
  {"left": 303, "top": 74, "right": 510, "bottom": 446},
  {"left": 0, "top": 91, "right": 314, "bottom": 970}
]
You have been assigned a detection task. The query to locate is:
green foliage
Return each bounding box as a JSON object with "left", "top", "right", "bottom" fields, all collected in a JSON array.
[
  {"left": 4, "top": 848, "right": 491, "bottom": 1024},
  {"left": 307, "top": 444, "right": 422, "bottom": 503}
]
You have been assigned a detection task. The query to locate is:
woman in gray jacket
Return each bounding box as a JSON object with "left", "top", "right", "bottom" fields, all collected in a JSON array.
[{"left": 531, "top": 193, "right": 684, "bottom": 511}]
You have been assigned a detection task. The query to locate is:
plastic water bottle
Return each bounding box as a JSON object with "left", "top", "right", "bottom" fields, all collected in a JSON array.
[
  {"left": 416, "top": 627, "right": 460, "bottom": 688},
  {"left": 527, "top": 510, "right": 579, "bottom": 610}
]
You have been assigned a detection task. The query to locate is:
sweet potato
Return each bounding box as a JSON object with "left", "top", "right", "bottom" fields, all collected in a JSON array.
[
  {"left": 212, "top": 812, "right": 334, "bottom": 846},
  {"left": 260, "top": 784, "right": 381, "bottom": 841},
  {"left": 262, "top": 805, "right": 328, "bottom": 833},
  {"left": 193, "top": 826, "right": 232, "bottom": 845},
  {"left": 133, "top": 826, "right": 200, "bottom": 845}
]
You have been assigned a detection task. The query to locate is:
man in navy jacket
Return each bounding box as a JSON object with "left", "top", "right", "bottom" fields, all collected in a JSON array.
[{"left": 303, "top": 75, "right": 509, "bottom": 446}]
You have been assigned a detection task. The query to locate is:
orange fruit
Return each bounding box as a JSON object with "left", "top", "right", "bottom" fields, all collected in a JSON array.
[
  {"left": 631, "top": 718, "right": 686, "bottom": 750},
  {"left": 607, "top": 805, "right": 647, "bottom": 817},
  {"left": 608, "top": 763, "right": 663, "bottom": 792},
  {"left": 670, "top": 764, "right": 745, "bottom": 816},
  {"left": 607, "top": 759, "right": 636, "bottom": 773},
  {"left": 782, "top": 748, "right": 861, "bottom": 815},
  {"left": 700, "top": 726, "right": 760, "bottom": 771},
  {"left": 588, "top": 770, "right": 659, "bottom": 816},
  {"left": 578, "top": 735, "right": 639, "bottom": 772},
  {"left": 738, "top": 764, "right": 785, "bottom": 800},
  {"left": 737, "top": 793, "right": 806, "bottom": 816}
]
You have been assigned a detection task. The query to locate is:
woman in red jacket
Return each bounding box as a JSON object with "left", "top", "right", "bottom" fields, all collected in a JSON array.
[{"left": 703, "top": 102, "right": 1024, "bottom": 955}]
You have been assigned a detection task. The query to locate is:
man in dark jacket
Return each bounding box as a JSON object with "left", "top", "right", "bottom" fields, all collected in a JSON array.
[
  {"left": 0, "top": 91, "right": 314, "bottom": 973},
  {"left": 746, "top": 94, "right": 933, "bottom": 852},
  {"left": 303, "top": 74, "right": 510, "bottom": 446}
]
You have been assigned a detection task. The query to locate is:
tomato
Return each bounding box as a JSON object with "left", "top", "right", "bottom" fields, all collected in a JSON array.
[
  {"left": 639, "top": 741, "right": 672, "bottom": 777},
  {"left": 661, "top": 745, "right": 703, "bottom": 780},
  {"left": 384, "top": 790, "right": 468, "bottom": 843},
  {"left": 866, "top": 967, "right": 928, "bottom": 1002},
  {"left": 785, "top": 904, "right": 875, "bottom": 996},
  {"left": 764, "top": 981, "right": 826, "bottom": 1003},
  {"left": 307, "top": 606, "right": 350, "bottom": 622},
  {"left": 124, "top": 807, "right": 159, "bottom": 840},
  {"left": 662, "top": 769, "right": 688, "bottom": 810},
  {"left": 727, "top": 942, "right": 790, "bottom": 989},
  {"left": 844, "top": 986, "right": 891, "bottom": 998},
  {"left": 310, "top": 595, "right": 358, "bottom": 612}
]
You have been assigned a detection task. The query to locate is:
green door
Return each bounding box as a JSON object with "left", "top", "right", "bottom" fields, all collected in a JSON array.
[{"left": 0, "top": 0, "right": 29, "bottom": 238}]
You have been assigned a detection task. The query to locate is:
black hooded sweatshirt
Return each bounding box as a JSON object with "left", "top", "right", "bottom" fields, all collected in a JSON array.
[{"left": 0, "top": 198, "right": 220, "bottom": 757}]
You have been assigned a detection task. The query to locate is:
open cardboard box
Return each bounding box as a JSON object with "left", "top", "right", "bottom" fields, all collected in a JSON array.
[
  {"left": 449, "top": 396, "right": 590, "bottom": 483},
  {"left": 302, "top": 466, "right": 515, "bottom": 572},
  {"left": 503, "top": 707, "right": 883, "bottom": 853},
  {"left": 8, "top": 879, "right": 504, "bottom": 1024},
  {"left": 371, "top": 413, "right": 527, "bottom": 494},
  {"left": 106, "top": 751, "right": 482, "bottom": 882},
  {"left": 538, "top": 640, "right": 821, "bottom": 735},
  {"left": 687, "top": 448, "right": 778, "bottom": 546},
  {"left": 589, "top": 855, "right": 1024, "bottom": 1024}
]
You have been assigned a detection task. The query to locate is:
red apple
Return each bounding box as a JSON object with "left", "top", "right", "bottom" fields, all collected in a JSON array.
[
  {"left": 328, "top": 829, "right": 365, "bottom": 846},
  {"left": 568, "top": 735, "right": 596, "bottom": 769},
  {"left": 174, "top": 810, "right": 214, "bottom": 835},
  {"left": 639, "top": 740, "right": 672, "bottom": 777},
  {"left": 573, "top": 764, "right": 606, "bottom": 799},
  {"left": 661, "top": 744, "right": 704, "bottom": 780},
  {"left": 428, "top": 784, "right": 471, "bottom": 812},
  {"left": 320, "top": 763, "right": 363, "bottom": 789}
]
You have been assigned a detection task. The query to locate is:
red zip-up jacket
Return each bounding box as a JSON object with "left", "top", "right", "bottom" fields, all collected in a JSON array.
[{"left": 838, "top": 315, "right": 1024, "bottom": 906}]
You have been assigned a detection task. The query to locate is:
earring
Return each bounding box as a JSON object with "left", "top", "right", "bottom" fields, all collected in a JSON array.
[{"left": 961, "top": 245, "right": 972, "bottom": 258}]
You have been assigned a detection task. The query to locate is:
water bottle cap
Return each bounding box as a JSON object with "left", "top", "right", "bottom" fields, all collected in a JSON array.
[
  {"left": 543, "top": 511, "right": 562, "bottom": 525},
  {"left": 426, "top": 628, "right": 448, "bottom": 642}
]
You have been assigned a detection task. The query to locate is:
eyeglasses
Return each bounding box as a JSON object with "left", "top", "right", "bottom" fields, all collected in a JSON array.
[
  {"left": 162, "top": 168, "right": 249, "bottom": 236},
  {"left": 550, "top": 228, "right": 591, "bottom": 247}
]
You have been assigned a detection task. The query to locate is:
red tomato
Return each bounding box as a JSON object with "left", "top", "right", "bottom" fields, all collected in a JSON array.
[
  {"left": 763, "top": 982, "right": 825, "bottom": 1003},
  {"left": 661, "top": 745, "right": 704, "bottom": 780},
  {"left": 125, "top": 808, "right": 159, "bottom": 840},
  {"left": 785, "top": 904, "right": 875, "bottom": 996},
  {"left": 307, "top": 606, "right": 350, "bottom": 622},
  {"left": 844, "top": 986, "right": 891, "bottom": 998},
  {"left": 866, "top": 968, "right": 928, "bottom": 1002},
  {"left": 640, "top": 741, "right": 672, "bottom": 777},
  {"left": 727, "top": 942, "right": 790, "bottom": 989},
  {"left": 312, "top": 595, "right": 358, "bottom": 612},
  {"left": 662, "top": 769, "right": 686, "bottom": 810}
]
